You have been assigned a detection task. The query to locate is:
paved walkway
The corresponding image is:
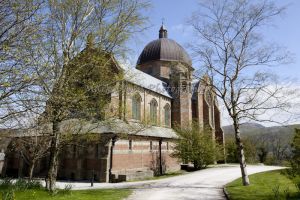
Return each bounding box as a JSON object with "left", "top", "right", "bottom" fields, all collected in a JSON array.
[{"left": 55, "top": 164, "right": 283, "bottom": 200}]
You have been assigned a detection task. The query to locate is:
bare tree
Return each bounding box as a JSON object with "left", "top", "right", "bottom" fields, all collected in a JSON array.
[
  {"left": 189, "top": 0, "right": 290, "bottom": 185},
  {"left": 0, "top": 0, "right": 43, "bottom": 127},
  {"left": 9, "top": 131, "right": 51, "bottom": 180},
  {"left": 25, "top": 0, "right": 150, "bottom": 192}
]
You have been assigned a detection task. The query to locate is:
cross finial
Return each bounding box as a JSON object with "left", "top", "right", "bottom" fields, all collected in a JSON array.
[
  {"left": 159, "top": 19, "right": 167, "bottom": 38},
  {"left": 161, "top": 17, "right": 165, "bottom": 25}
]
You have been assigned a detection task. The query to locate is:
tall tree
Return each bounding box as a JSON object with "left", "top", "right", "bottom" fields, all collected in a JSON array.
[
  {"left": 0, "top": 0, "right": 43, "bottom": 127},
  {"left": 189, "top": 0, "right": 289, "bottom": 185},
  {"left": 29, "top": 0, "right": 149, "bottom": 192}
]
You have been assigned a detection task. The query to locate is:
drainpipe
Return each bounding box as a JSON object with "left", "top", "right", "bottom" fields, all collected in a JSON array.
[
  {"left": 108, "top": 136, "right": 116, "bottom": 183},
  {"left": 159, "top": 139, "right": 162, "bottom": 175}
]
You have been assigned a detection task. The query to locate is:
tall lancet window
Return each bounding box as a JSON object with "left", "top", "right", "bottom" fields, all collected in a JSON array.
[
  {"left": 164, "top": 104, "right": 171, "bottom": 127},
  {"left": 132, "top": 93, "right": 142, "bottom": 120},
  {"left": 150, "top": 99, "right": 158, "bottom": 125},
  {"left": 205, "top": 91, "right": 215, "bottom": 128}
]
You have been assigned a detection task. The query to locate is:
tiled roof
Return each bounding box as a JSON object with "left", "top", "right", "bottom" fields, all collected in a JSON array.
[{"left": 122, "top": 65, "right": 172, "bottom": 98}]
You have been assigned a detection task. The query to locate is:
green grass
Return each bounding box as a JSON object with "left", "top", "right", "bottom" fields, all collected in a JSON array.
[
  {"left": 1, "top": 189, "right": 131, "bottom": 200},
  {"left": 0, "top": 179, "right": 131, "bottom": 200},
  {"left": 226, "top": 170, "right": 300, "bottom": 200}
]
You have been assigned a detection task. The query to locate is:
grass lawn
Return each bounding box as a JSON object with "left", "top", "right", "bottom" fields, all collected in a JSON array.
[
  {"left": 1, "top": 189, "right": 131, "bottom": 200},
  {"left": 226, "top": 170, "right": 300, "bottom": 200}
]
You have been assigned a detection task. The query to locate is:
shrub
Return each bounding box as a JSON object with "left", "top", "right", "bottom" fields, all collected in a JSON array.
[
  {"left": 264, "top": 154, "right": 276, "bottom": 165},
  {"left": 14, "top": 179, "right": 43, "bottom": 191},
  {"left": 0, "top": 179, "right": 42, "bottom": 193},
  {"left": 14, "top": 179, "right": 28, "bottom": 191},
  {"left": 26, "top": 180, "right": 43, "bottom": 189},
  {"left": 172, "top": 124, "right": 222, "bottom": 169},
  {"left": 225, "top": 138, "right": 239, "bottom": 163},
  {"left": 59, "top": 184, "right": 73, "bottom": 195},
  {"left": 0, "top": 178, "right": 13, "bottom": 190},
  {"left": 225, "top": 136, "right": 258, "bottom": 164},
  {"left": 284, "top": 129, "right": 300, "bottom": 195},
  {"left": 293, "top": 176, "right": 300, "bottom": 193}
]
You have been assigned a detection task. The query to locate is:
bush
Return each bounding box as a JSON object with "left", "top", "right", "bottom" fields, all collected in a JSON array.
[
  {"left": 172, "top": 124, "right": 222, "bottom": 169},
  {"left": 0, "top": 179, "right": 13, "bottom": 190},
  {"left": 26, "top": 180, "right": 43, "bottom": 189},
  {"left": 14, "top": 179, "right": 43, "bottom": 190},
  {"left": 264, "top": 154, "right": 276, "bottom": 165},
  {"left": 225, "top": 138, "right": 239, "bottom": 163},
  {"left": 14, "top": 179, "right": 28, "bottom": 191},
  {"left": 58, "top": 184, "right": 73, "bottom": 195},
  {"left": 0, "top": 178, "right": 43, "bottom": 190},
  {"left": 284, "top": 129, "right": 300, "bottom": 195},
  {"left": 225, "top": 136, "right": 258, "bottom": 164},
  {"left": 293, "top": 176, "right": 300, "bottom": 192}
]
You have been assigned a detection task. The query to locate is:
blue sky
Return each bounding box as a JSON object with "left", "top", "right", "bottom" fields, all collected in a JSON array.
[
  {"left": 129, "top": 0, "right": 300, "bottom": 84},
  {"left": 127, "top": 0, "right": 300, "bottom": 126}
]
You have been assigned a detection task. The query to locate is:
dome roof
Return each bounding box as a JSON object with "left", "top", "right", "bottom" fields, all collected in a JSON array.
[{"left": 137, "top": 25, "right": 192, "bottom": 66}]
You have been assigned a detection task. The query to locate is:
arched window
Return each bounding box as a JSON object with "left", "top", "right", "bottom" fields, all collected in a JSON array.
[
  {"left": 132, "top": 94, "right": 142, "bottom": 120},
  {"left": 150, "top": 99, "right": 158, "bottom": 125},
  {"left": 164, "top": 104, "right": 171, "bottom": 127}
]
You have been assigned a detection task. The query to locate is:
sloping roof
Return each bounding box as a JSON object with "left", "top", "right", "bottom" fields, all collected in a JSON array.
[
  {"left": 122, "top": 65, "right": 172, "bottom": 98},
  {"left": 35, "top": 119, "right": 178, "bottom": 139}
]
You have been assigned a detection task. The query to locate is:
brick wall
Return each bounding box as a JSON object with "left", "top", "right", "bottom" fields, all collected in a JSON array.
[{"left": 111, "top": 138, "right": 180, "bottom": 180}]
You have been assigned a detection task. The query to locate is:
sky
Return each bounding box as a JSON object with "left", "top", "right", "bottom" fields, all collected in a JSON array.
[{"left": 127, "top": 0, "right": 300, "bottom": 126}]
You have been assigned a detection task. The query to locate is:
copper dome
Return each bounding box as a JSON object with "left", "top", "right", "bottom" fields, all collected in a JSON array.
[{"left": 137, "top": 26, "right": 192, "bottom": 66}]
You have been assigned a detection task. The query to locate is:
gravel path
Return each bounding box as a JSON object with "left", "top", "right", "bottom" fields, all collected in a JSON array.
[{"left": 54, "top": 164, "right": 283, "bottom": 200}]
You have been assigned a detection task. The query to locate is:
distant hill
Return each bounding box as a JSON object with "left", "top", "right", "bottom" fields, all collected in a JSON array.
[{"left": 222, "top": 123, "right": 300, "bottom": 138}]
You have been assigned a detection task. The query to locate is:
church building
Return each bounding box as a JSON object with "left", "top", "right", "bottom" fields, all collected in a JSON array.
[{"left": 2, "top": 25, "right": 224, "bottom": 182}]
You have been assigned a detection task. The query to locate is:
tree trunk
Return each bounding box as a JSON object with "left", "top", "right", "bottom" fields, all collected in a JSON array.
[
  {"left": 28, "top": 160, "right": 36, "bottom": 181},
  {"left": 46, "top": 121, "right": 60, "bottom": 192},
  {"left": 233, "top": 119, "right": 250, "bottom": 186}
]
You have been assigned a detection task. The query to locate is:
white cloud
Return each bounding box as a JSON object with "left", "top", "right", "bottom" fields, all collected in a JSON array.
[
  {"left": 220, "top": 83, "right": 300, "bottom": 127},
  {"left": 171, "top": 24, "right": 194, "bottom": 37}
]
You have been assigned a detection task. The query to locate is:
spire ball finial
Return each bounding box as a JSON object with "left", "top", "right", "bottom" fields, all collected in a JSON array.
[{"left": 159, "top": 20, "right": 167, "bottom": 39}]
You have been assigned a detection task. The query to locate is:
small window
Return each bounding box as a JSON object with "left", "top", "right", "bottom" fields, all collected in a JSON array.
[
  {"left": 129, "top": 140, "right": 132, "bottom": 150},
  {"left": 150, "top": 141, "right": 153, "bottom": 151}
]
